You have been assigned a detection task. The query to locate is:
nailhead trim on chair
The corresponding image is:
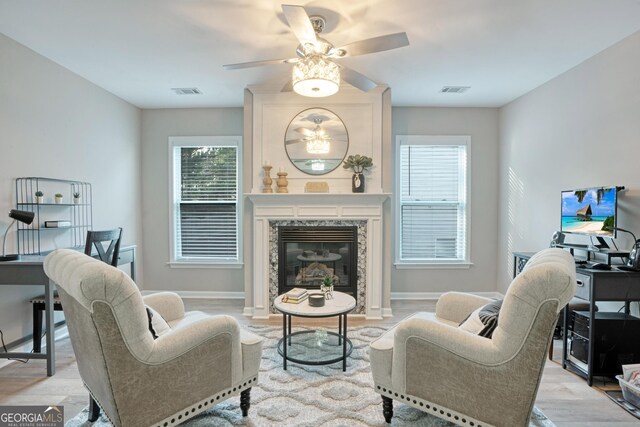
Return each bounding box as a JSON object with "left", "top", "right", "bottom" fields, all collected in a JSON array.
[
  {"left": 153, "top": 376, "right": 258, "bottom": 427},
  {"left": 375, "top": 384, "right": 491, "bottom": 427}
]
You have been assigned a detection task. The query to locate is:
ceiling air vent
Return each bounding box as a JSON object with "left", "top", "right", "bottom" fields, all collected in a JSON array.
[
  {"left": 171, "top": 87, "right": 203, "bottom": 95},
  {"left": 440, "top": 86, "right": 470, "bottom": 94}
]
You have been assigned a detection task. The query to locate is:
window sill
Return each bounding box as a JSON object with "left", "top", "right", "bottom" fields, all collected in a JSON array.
[
  {"left": 394, "top": 262, "right": 473, "bottom": 270},
  {"left": 168, "top": 261, "right": 243, "bottom": 269}
]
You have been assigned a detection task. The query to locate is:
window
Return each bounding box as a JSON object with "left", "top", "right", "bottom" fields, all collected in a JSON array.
[
  {"left": 169, "top": 136, "right": 242, "bottom": 266},
  {"left": 395, "top": 135, "right": 470, "bottom": 266}
]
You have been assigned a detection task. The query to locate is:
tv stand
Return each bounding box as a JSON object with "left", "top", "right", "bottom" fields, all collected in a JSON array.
[{"left": 554, "top": 243, "right": 628, "bottom": 265}]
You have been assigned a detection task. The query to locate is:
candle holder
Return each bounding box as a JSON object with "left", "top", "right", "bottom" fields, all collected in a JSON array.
[
  {"left": 262, "top": 165, "right": 273, "bottom": 193},
  {"left": 276, "top": 170, "right": 289, "bottom": 193}
]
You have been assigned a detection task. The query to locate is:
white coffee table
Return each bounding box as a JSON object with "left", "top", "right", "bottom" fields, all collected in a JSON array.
[{"left": 274, "top": 291, "right": 356, "bottom": 371}]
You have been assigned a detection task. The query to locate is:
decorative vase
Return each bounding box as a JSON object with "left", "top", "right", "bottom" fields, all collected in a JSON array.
[
  {"left": 55, "top": 196, "right": 63, "bottom": 204},
  {"left": 352, "top": 173, "right": 365, "bottom": 193},
  {"left": 320, "top": 284, "right": 334, "bottom": 300},
  {"left": 73, "top": 197, "right": 81, "bottom": 205},
  {"left": 35, "top": 196, "right": 43, "bottom": 204}
]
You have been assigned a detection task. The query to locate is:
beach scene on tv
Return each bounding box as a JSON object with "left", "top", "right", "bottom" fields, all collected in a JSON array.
[{"left": 561, "top": 188, "right": 616, "bottom": 235}]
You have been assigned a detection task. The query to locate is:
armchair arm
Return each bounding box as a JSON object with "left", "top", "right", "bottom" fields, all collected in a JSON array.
[
  {"left": 146, "top": 315, "right": 242, "bottom": 379},
  {"left": 392, "top": 317, "right": 503, "bottom": 392},
  {"left": 435, "top": 292, "right": 493, "bottom": 324},
  {"left": 142, "top": 292, "right": 185, "bottom": 322}
]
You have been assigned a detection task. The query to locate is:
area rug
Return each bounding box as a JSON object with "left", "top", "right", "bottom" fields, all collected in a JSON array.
[{"left": 65, "top": 325, "right": 555, "bottom": 427}]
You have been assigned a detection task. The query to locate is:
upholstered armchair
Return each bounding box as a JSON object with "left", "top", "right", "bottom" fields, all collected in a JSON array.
[
  {"left": 370, "top": 248, "right": 576, "bottom": 427},
  {"left": 44, "top": 249, "right": 263, "bottom": 427}
]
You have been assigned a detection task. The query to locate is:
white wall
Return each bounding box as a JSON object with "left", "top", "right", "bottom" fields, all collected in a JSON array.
[
  {"left": 391, "top": 107, "right": 500, "bottom": 294},
  {"left": 498, "top": 31, "right": 640, "bottom": 293},
  {"left": 141, "top": 108, "right": 244, "bottom": 294},
  {"left": 0, "top": 33, "right": 142, "bottom": 344}
]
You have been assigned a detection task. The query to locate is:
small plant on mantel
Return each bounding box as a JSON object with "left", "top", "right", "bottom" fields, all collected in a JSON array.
[
  {"left": 54, "top": 193, "right": 64, "bottom": 204},
  {"left": 343, "top": 154, "right": 373, "bottom": 193},
  {"left": 342, "top": 154, "right": 373, "bottom": 174},
  {"left": 35, "top": 191, "right": 44, "bottom": 203},
  {"left": 73, "top": 192, "right": 81, "bottom": 204}
]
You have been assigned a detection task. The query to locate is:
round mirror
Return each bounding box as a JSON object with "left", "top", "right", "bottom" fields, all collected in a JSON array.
[{"left": 285, "top": 108, "right": 349, "bottom": 175}]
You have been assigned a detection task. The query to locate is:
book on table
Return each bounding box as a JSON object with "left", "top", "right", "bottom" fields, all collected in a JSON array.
[
  {"left": 283, "top": 288, "right": 308, "bottom": 303},
  {"left": 283, "top": 293, "right": 308, "bottom": 304},
  {"left": 285, "top": 288, "right": 308, "bottom": 299}
]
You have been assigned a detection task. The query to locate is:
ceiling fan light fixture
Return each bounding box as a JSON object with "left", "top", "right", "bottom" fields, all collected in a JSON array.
[
  {"left": 306, "top": 136, "right": 331, "bottom": 154},
  {"left": 292, "top": 55, "right": 340, "bottom": 97}
]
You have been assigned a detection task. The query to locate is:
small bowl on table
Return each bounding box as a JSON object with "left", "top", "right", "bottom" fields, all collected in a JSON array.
[{"left": 308, "top": 293, "right": 325, "bottom": 307}]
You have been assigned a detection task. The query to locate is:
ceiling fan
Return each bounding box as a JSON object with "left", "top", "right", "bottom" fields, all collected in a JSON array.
[{"left": 223, "top": 4, "right": 410, "bottom": 97}]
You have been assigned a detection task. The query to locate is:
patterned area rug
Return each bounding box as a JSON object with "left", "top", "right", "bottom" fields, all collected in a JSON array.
[{"left": 66, "top": 325, "right": 555, "bottom": 426}]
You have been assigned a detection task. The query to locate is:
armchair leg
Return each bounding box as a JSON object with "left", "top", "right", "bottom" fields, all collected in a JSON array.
[
  {"left": 240, "top": 388, "right": 251, "bottom": 417},
  {"left": 88, "top": 395, "right": 100, "bottom": 422},
  {"left": 382, "top": 395, "right": 393, "bottom": 423}
]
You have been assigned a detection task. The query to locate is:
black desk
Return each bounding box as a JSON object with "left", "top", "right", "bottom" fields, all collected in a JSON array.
[
  {"left": 0, "top": 245, "right": 136, "bottom": 376},
  {"left": 513, "top": 251, "right": 640, "bottom": 386}
]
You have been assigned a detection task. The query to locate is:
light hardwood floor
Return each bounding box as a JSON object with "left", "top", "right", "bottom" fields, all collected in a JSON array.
[{"left": 0, "top": 299, "right": 638, "bottom": 426}]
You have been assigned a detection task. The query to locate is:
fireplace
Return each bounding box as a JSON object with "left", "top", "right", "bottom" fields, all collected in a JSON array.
[
  {"left": 278, "top": 226, "right": 357, "bottom": 296},
  {"left": 247, "top": 193, "right": 388, "bottom": 319}
]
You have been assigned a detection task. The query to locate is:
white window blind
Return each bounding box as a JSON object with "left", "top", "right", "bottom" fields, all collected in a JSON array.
[
  {"left": 169, "top": 137, "right": 241, "bottom": 264},
  {"left": 397, "top": 136, "right": 469, "bottom": 264}
]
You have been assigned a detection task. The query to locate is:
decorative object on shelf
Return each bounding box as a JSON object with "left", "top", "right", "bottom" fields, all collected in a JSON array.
[
  {"left": 285, "top": 108, "right": 348, "bottom": 176},
  {"left": 73, "top": 192, "right": 81, "bottom": 204},
  {"left": 1, "top": 209, "right": 35, "bottom": 262},
  {"left": 308, "top": 292, "right": 325, "bottom": 307},
  {"left": 321, "top": 275, "right": 334, "bottom": 300},
  {"left": 54, "top": 193, "right": 63, "bottom": 204},
  {"left": 304, "top": 182, "right": 329, "bottom": 193},
  {"left": 262, "top": 165, "right": 273, "bottom": 193},
  {"left": 343, "top": 154, "right": 373, "bottom": 193},
  {"left": 35, "top": 191, "right": 44, "bottom": 204},
  {"left": 276, "top": 169, "right": 289, "bottom": 193}
]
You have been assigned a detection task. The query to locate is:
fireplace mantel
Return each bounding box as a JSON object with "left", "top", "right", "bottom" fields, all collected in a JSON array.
[{"left": 246, "top": 193, "right": 390, "bottom": 319}]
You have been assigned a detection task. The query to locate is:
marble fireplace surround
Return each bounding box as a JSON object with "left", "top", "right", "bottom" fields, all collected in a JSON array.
[{"left": 246, "top": 193, "right": 389, "bottom": 319}]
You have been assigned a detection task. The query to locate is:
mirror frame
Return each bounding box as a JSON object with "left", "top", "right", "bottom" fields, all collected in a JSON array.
[{"left": 284, "top": 107, "right": 349, "bottom": 176}]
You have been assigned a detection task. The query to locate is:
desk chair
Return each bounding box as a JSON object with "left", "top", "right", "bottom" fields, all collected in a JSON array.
[{"left": 31, "top": 228, "right": 123, "bottom": 352}]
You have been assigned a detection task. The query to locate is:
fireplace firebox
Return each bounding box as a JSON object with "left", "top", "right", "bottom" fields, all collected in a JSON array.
[{"left": 278, "top": 226, "right": 357, "bottom": 297}]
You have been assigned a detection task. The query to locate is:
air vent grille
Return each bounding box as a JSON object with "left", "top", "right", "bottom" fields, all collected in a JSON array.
[
  {"left": 171, "top": 87, "right": 203, "bottom": 95},
  {"left": 440, "top": 86, "right": 470, "bottom": 94}
]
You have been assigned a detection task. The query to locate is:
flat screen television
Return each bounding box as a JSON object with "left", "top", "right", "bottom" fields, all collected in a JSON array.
[{"left": 561, "top": 186, "right": 618, "bottom": 236}]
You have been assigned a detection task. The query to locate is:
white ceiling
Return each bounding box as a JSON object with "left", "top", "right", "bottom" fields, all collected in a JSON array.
[{"left": 1, "top": 0, "right": 640, "bottom": 109}]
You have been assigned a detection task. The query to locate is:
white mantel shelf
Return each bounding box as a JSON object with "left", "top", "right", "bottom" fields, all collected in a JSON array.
[{"left": 246, "top": 193, "right": 391, "bottom": 203}]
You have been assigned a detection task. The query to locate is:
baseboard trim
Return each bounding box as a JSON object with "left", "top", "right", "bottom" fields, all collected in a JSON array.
[
  {"left": 141, "top": 290, "right": 245, "bottom": 299},
  {"left": 391, "top": 291, "right": 503, "bottom": 300}
]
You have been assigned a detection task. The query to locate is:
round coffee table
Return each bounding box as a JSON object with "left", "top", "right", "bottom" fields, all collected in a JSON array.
[{"left": 274, "top": 291, "right": 356, "bottom": 371}]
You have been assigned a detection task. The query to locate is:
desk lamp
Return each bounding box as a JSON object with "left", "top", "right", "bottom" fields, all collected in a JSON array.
[{"left": 1, "top": 209, "right": 35, "bottom": 262}]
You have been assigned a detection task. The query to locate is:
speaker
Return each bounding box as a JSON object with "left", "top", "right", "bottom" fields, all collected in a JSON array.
[{"left": 550, "top": 231, "right": 565, "bottom": 247}]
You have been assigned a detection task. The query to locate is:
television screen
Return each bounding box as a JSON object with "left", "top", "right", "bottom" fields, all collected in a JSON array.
[{"left": 561, "top": 187, "right": 617, "bottom": 236}]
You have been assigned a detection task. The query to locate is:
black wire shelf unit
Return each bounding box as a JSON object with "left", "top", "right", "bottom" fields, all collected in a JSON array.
[{"left": 15, "top": 177, "right": 93, "bottom": 255}]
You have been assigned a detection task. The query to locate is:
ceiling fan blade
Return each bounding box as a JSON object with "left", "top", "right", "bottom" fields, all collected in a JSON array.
[
  {"left": 333, "top": 32, "right": 409, "bottom": 57},
  {"left": 294, "top": 127, "right": 316, "bottom": 137},
  {"left": 282, "top": 4, "right": 317, "bottom": 46},
  {"left": 281, "top": 79, "right": 293, "bottom": 92},
  {"left": 223, "top": 57, "right": 297, "bottom": 70},
  {"left": 341, "top": 67, "right": 378, "bottom": 92}
]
